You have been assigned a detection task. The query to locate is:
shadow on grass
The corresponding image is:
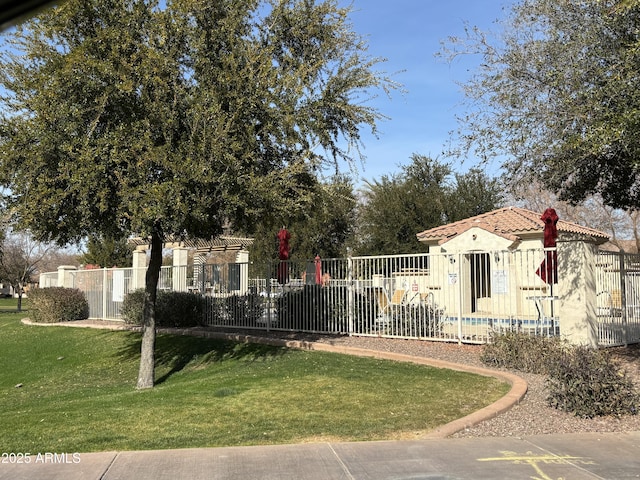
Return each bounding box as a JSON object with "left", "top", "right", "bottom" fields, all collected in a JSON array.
[{"left": 117, "top": 332, "right": 288, "bottom": 385}]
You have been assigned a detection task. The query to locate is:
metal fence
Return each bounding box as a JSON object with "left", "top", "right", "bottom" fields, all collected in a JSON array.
[
  {"left": 232, "top": 250, "right": 558, "bottom": 343},
  {"left": 38, "top": 249, "right": 640, "bottom": 346},
  {"left": 595, "top": 251, "right": 640, "bottom": 346}
]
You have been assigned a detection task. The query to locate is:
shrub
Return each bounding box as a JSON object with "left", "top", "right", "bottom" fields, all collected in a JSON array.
[
  {"left": 29, "top": 287, "right": 89, "bottom": 323},
  {"left": 121, "top": 289, "right": 146, "bottom": 325},
  {"left": 277, "top": 285, "right": 349, "bottom": 332},
  {"left": 480, "top": 331, "right": 565, "bottom": 374},
  {"left": 223, "top": 293, "right": 264, "bottom": 325},
  {"left": 156, "top": 291, "right": 204, "bottom": 328},
  {"left": 203, "top": 296, "right": 226, "bottom": 325},
  {"left": 201, "top": 294, "right": 266, "bottom": 326},
  {"left": 387, "top": 303, "right": 443, "bottom": 338},
  {"left": 546, "top": 346, "right": 640, "bottom": 418},
  {"left": 121, "top": 290, "right": 204, "bottom": 327},
  {"left": 481, "top": 332, "right": 640, "bottom": 417}
]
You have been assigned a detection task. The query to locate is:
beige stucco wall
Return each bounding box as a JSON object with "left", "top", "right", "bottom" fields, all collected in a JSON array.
[
  {"left": 427, "top": 228, "right": 551, "bottom": 320},
  {"left": 556, "top": 239, "right": 599, "bottom": 347},
  {"left": 422, "top": 228, "right": 601, "bottom": 345},
  {"left": 442, "top": 227, "right": 515, "bottom": 252}
]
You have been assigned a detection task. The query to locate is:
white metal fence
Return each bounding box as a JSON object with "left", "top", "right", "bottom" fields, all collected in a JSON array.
[
  {"left": 595, "top": 251, "right": 640, "bottom": 346},
  {"left": 240, "top": 250, "right": 559, "bottom": 343},
  {"left": 38, "top": 249, "right": 640, "bottom": 346}
]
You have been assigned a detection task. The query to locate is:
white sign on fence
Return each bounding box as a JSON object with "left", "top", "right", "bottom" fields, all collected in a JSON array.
[
  {"left": 493, "top": 270, "right": 509, "bottom": 294},
  {"left": 112, "top": 270, "right": 125, "bottom": 302}
]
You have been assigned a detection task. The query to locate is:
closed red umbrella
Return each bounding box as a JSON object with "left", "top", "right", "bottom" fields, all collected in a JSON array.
[
  {"left": 277, "top": 228, "right": 290, "bottom": 284},
  {"left": 314, "top": 255, "right": 322, "bottom": 285},
  {"left": 536, "top": 208, "right": 559, "bottom": 284}
]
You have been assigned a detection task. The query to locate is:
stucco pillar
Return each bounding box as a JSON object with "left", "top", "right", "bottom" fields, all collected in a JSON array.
[
  {"left": 557, "top": 240, "right": 598, "bottom": 347},
  {"left": 57, "top": 265, "right": 77, "bottom": 288},
  {"left": 172, "top": 247, "right": 189, "bottom": 292},
  {"left": 132, "top": 249, "right": 147, "bottom": 291},
  {"left": 234, "top": 249, "right": 249, "bottom": 294}
]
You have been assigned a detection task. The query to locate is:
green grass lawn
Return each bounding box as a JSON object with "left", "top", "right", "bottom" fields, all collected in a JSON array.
[
  {"left": 0, "top": 296, "right": 28, "bottom": 311},
  {"left": 0, "top": 312, "right": 509, "bottom": 453}
]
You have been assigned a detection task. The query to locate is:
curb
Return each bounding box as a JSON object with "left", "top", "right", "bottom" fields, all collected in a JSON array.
[{"left": 20, "top": 319, "right": 528, "bottom": 438}]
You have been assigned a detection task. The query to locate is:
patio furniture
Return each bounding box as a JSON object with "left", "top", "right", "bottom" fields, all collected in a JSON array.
[{"left": 527, "top": 295, "right": 558, "bottom": 336}]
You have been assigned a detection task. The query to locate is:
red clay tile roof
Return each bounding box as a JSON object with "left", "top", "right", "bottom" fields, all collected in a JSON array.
[{"left": 416, "top": 206, "right": 610, "bottom": 245}]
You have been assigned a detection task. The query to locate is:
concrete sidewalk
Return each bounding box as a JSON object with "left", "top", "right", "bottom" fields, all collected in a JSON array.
[{"left": 2, "top": 431, "right": 639, "bottom": 480}]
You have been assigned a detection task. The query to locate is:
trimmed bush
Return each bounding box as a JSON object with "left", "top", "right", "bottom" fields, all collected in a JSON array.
[
  {"left": 121, "top": 289, "right": 204, "bottom": 328},
  {"left": 277, "top": 285, "right": 349, "bottom": 332},
  {"left": 29, "top": 287, "right": 89, "bottom": 323},
  {"left": 156, "top": 291, "right": 204, "bottom": 328},
  {"left": 202, "top": 293, "right": 265, "bottom": 326}
]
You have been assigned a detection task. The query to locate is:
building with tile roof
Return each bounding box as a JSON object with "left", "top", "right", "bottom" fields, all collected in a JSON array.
[
  {"left": 416, "top": 206, "right": 609, "bottom": 249},
  {"left": 409, "top": 207, "right": 612, "bottom": 346}
]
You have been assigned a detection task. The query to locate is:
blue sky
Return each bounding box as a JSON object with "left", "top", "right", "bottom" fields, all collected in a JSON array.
[{"left": 335, "top": 0, "right": 515, "bottom": 185}]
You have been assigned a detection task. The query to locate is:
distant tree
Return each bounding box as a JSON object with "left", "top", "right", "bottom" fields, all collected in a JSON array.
[
  {"left": 0, "top": 231, "right": 55, "bottom": 311},
  {"left": 441, "top": 0, "right": 640, "bottom": 210},
  {"left": 249, "top": 175, "right": 357, "bottom": 263},
  {"left": 81, "top": 235, "right": 133, "bottom": 268},
  {"left": 356, "top": 155, "right": 504, "bottom": 255},
  {"left": 512, "top": 180, "right": 639, "bottom": 251},
  {"left": 37, "top": 248, "right": 81, "bottom": 274},
  {"left": 0, "top": 0, "right": 395, "bottom": 388},
  {"left": 447, "top": 168, "right": 505, "bottom": 222}
]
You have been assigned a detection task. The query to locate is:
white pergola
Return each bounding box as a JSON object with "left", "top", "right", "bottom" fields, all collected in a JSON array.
[{"left": 128, "top": 235, "right": 254, "bottom": 293}]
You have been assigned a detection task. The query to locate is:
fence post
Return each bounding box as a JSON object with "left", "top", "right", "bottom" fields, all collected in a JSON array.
[
  {"left": 455, "top": 253, "right": 463, "bottom": 344},
  {"left": 347, "top": 251, "right": 354, "bottom": 336},
  {"left": 266, "top": 261, "right": 272, "bottom": 332},
  {"left": 56, "top": 265, "right": 77, "bottom": 288},
  {"left": 618, "top": 251, "right": 629, "bottom": 347},
  {"left": 102, "top": 267, "right": 108, "bottom": 320}
]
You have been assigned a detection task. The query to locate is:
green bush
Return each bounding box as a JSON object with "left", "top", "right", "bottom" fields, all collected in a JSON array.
[
  {"left": 121, "top": 290, "right": 204, "bottom": 327},
  {"left": 202, "top": 293, "right": 265, "bottom": 326},
  {"left": 387, "top": 303, "right": 444, "bottom": 338},
  {"left": 546, "top": 346, "right": 640, "bottom": 418},
  {"left": 482, "top": 332, "right": 640, "bottom": 417},
  {"left": 120, "top": 289, "right": 146, "bottom": 325},
  {"left": 480, "top": 331, "right": 566, "bottom": 374},
  {"left": 29, "top": 287, "right": 89, "bottom": 323},
  {"left": 156, "top": 291, "right": 204, "bottom": 328}
]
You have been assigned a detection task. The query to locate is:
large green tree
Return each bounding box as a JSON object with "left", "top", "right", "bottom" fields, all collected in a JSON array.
[
  {"left": 249, "top": 174, "right": 357, "bottom": 263},
  {"left": 81, "top": 234, "right": 133, "bottom": 268},
  {"left": 356, "top": 154, "right": 504, "bottom": 255},
  {"left": 0, "top": 0, "right": 394, "bottom": 388},
  {"left": 442, "top": 0, "right": 640, "bottom": 210}
]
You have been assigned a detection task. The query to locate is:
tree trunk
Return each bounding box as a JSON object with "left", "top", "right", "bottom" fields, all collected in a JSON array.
[
  {"left": 136, "top": 226, "right": 164, "bottom": 389},
  {"left": 16, "top": 285, "right": 22, "bottom": 312}
]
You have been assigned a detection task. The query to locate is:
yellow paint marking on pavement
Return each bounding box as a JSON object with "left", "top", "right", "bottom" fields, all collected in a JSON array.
[{"left": 477, "top": 450, "right": 596, "bottom": 480}]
